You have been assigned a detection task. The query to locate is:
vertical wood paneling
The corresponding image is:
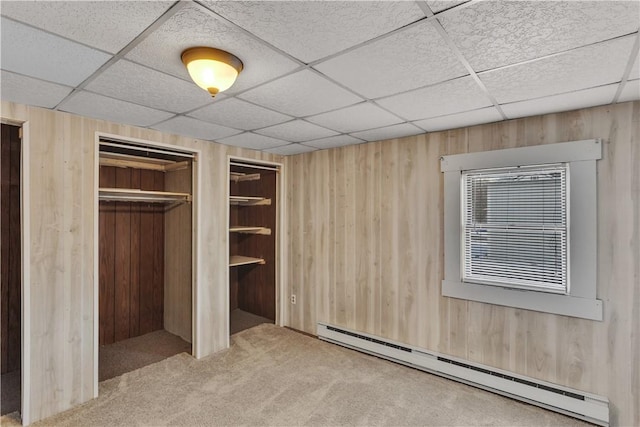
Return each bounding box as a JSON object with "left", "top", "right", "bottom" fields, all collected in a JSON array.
[
  {"left": 99, "top": 167, "right": 164, "bottom": 344},
  {"left": 1, "top": 100, "right": 281, "bottom": 423},
  {"left": 1, "top": 123, "right": 21, "bottom": 374},
  {"left": 285, "top": 102, "right": 640, "bottom": 427},
  {"left": 114, "top": 168, "right": 131, "bottom": 343}
]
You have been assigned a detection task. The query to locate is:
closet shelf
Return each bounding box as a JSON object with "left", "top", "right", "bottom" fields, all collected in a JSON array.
[
  {"left": 229, "top": 196, "right": 271, "bottom": 206},
  {"left": 229, "top": 226, "right": 271, "bottom": 235},
  {"left": 230, "top": 172, "right": 260, "bottom": 183},
  {"left": 99, "top": 188, "right": 192, "bottom": 204},
  {"left": 229, "top": 255, "right": 266, "bottom": 267}
]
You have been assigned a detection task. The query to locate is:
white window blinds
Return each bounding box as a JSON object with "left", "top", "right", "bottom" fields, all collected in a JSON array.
[{"left": 462, "top": 164, "right": 569, "bottom": 294}]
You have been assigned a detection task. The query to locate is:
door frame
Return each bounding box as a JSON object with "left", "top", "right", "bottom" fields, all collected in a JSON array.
[
  {"left": 226, "top": 156, "right": 286, "bottom": 345},
  {"left": 1, "top": 117, "right": 31, "bottom": 425},
  {"left": 93, "top": 132, "right": 202, "bottom": 396}
]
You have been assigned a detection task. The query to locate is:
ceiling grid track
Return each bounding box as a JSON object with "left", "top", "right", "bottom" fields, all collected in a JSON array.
[{"left": 53, "top": 1, "right": 188, "bottom": 111}]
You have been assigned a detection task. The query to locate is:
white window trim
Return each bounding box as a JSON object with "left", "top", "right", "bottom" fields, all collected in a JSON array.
[{"left": 440, "top": 139, "right": 603, "bottom": 321}]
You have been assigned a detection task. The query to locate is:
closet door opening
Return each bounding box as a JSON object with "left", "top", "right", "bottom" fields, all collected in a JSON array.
[
  {"left": 1, "top": 123, "right": 22, "bottom": 416},
  {"left": 98, "top": 138, "right": 195, "bottom": 382},
  {"left": 229, "top": 159, "right": 279, "bottom": 336}
]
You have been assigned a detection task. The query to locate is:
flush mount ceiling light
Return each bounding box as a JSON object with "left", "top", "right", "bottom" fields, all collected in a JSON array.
[{"left": 181, "top": 47, "right": 243, "bottom": 97}]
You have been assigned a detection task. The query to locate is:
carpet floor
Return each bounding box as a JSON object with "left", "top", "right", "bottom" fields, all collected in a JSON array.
[
  {"left": 3, "top": 324, "right": 588, "bottom": 426},
  {"left": 1, "top": 369, "right": 20, "bottom": 415},
  {"left": 230, "top": 308, "right": 272, "bottom": 335},
  {"left": 99, "top": 330, "right": 191, "bottom": 381}
]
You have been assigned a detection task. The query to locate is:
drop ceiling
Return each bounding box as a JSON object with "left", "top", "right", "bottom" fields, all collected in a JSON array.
[{"left": 1, "top": 0, "right": 638, "bottom": 155}]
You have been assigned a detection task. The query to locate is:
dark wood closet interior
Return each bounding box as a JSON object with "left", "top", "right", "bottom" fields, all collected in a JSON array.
[
  {"left": 97, "top": 141, "right": 194, "bottom": 381},
  {"left": 229, "top": 163, "right": 277, "bottom": 334},
  {"left": 1, "top": 123, "right": 21, "bottom": 415}
]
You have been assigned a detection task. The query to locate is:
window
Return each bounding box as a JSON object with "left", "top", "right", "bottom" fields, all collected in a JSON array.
[
  {"left": 462, "top": 164, "right": 568, "bottom": 294},
  {"left": 440, "top": 140, "right": 602, "bottom": 321}
]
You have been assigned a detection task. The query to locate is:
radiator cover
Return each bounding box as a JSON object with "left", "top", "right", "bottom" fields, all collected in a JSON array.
[{"left": 317, "top": 322, "right": 608, "bottom": 426}]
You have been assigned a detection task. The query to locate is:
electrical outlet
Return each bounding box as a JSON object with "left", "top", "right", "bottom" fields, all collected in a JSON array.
[{"left": 290, "top": 294, "right": 297, "bottom": 304}]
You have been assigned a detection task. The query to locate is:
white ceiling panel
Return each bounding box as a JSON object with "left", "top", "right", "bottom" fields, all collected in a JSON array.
[
  {"left": 350, "top": 123, "right": 423, "bottom": 142},
  {"left": 201, "top": 1, "right": 425, "bottom": 63},
  {"left": 85, "top": 60, "right": 212, "bottom": 113},
  {"left": 501, "top": 84, "right": 619, "bottom": 120},
  {"left": 256, "top": 120, "right": 338, "bottom": 143},
  {"left": 239, "top": 69, "right": 363, "bottom": 117},
  {"left": 619, "top": 80, "right": 640, "bottom": 103},
  {"left": 439, "top": 1, "right": 640, "bottom": 71},
  {"left": 315, "top": 21, "right": 468, "bottom": 99},
  {"left": 0, "top": 17, "right": 111, "bottom": 86},
  {"left": 125, "top": 2, "right": 299, "bottom": 95},
  {"left": 480, "top": 37, "right": 635, "bottom": 105},
  {"left": 189, "top": 98, "right": 291, "bottom": 131},
  {"left": 59, "top": 91, "right": 175, "bottom": 128},
  {"left": 306, "top": 102, "right": 403, "bottom": 133},
  {"left": 0, "top": 1, "right": 173, "bottom": 54},
  {"left": 427, "top": 1, "right": 468, "bottom": 14},
  {"left": 377, "top": 76, "right": 492, "bottom": 121},
  {"left": 265, "top": 143, "right": 317, "bottom": 156},
  {"left": 304, "top": 135, "right": 365, "bottom": 150},
  {"left": 152, "top": 116, "right": 240, "bottom": 141},
  {"left": 0, "top": 70, "right": 72, "bottom": 109},
  {"left": 218, "top": 132, "right": 290, "bottom": 150},
  {"left": 414, "top": 107, "right": 502, "bottom": 132}
]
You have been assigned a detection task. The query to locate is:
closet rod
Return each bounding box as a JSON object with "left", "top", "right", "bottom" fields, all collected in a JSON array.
[{"left": 99, "top": 188, "right": 192, "bottom": 204}]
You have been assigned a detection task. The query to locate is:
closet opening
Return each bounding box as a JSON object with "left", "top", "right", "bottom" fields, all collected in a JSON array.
[
  {"left": 97, "top": 136, "right": 196, "bottom": 382},
  {"left": 228, "top": 159, "right": 280, "bottom": 336},
  {"left": 1, "top": 123, "right": 22, "bottom": 417}
]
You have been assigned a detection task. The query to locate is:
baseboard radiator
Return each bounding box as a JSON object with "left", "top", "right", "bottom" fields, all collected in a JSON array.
[{"left": 317, "top": 322, "right": 609, "bottom": 426}]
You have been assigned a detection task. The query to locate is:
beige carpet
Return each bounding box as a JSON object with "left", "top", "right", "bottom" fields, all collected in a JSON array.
[
  {"left": 99, "top": 330, "right": 191, "bottom": 382},
  {"left": 4, "top": 324, "right": 588, "bottom": 426},
  {"left": 230, "top": 308, "right": 272, "bottom": 335}
]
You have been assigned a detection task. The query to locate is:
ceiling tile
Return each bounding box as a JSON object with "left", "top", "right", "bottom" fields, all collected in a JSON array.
[
  {"left": 0, "top": 17, "right": 111, "bottom": 86},
  {"left": 152, "top": 116, "right": 240, "bottom": 141},
  {"left": 427, "top": 1, "right": 468, "bottom": 14},
  {"left": 306, "top": 102, "right": 403, "bottom": 133},
  {"left": 439, "top": 0, "right": 640, "bottom": 71},
  {"left": 618, "top": 79, "right": 640, "bottom": 103},
  {"left": 201, "top": 1, "right": 425, "bottom": 63},
  {"left": 304, "top": 135, "right": 365, "bottom": 150},
  {"left": 315, "top": 21, "right": 468, "bottom": 99},
  {"left": 0, "top": 70, "right": 72, "bottom": 109},
  {"left": 125, "top": 2, "right": 299, "bottom": 94},
  {"left": 377, "top": 76, "right": 492, "bottom": 121},
  {"left": 265, "top": 144, "right": 317, "bottom": 156},
  {"left": 59, "top": 91, "right": 175, "bottom": 128},
  {"left": 501, "top": 84, "right": 618, "bottom": 120},
  {"left": 350, "top": 123, "right": 424, "bottom": 142},
  {"left": 0, "top": 1, "right": 173, "bottom": 54},
  {"left": 480, "top": 36, "right": 635, "bottom": 104},
  {"left": 84, "top": 60, "right": 211, "bottom": 113},
  {"left": 414, "top": 107, "right": 502, "bottom": 132},
  {"left": 218, "top": 132, "right": 290, "bottom": 150},
  {"left": 256, "top": 120, "right": 338, "bottom": 143},
  {"left": 239, "top": 69, "right": 363, "bottom": 117},
  {"left": 188, "top": 98, "right": 291, "bottom": 130}
]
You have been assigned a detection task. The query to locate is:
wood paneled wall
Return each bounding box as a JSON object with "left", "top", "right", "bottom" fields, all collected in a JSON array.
[
  {"left": 164, "top": 165, "right": 192, "bottom": 343},
  {"left": 1, "top": 100, "right": 281, "bottom": 424},
  {"left": 1, "top": 123, "right": 21, "bottom": 374},
  {"left": 285, "top": 102, "right": 640, "bottom": 426},
  {"left": 98, "top": 166, "right": 165, "bottom": 345}
]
